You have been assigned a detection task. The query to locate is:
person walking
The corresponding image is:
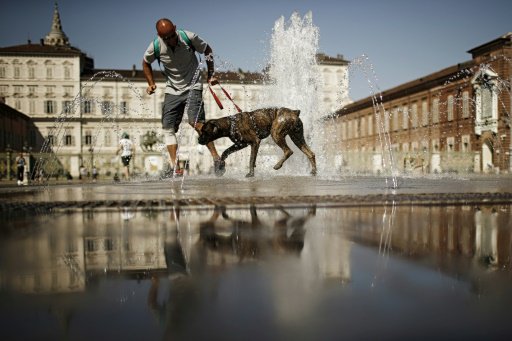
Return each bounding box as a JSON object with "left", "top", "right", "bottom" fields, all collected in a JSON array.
[
  {"left": 15, "top": 153, "right": 25, "bottom": 185},
  {"left": 142, "top": 18, "right": 225, "bottom": 177},
  {"left": 117, "top": 132, "right": 135, "bottom": 180}
]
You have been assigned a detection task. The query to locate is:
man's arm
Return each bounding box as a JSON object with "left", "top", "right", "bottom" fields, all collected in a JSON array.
[
  {"left": 142, "top": 59, "right": 157, "bottom": 95},
  {"left": 204, "top": 45, "right": 218, "bottom": 85}
]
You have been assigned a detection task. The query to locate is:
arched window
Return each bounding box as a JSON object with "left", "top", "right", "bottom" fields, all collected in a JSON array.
[{"left": 471, "top": 68, "right": 498, "bottom": 135}]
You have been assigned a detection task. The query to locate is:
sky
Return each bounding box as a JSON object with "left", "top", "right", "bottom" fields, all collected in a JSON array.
[{"left": 1, "top": 0, "right": 511, "bottom": 101}]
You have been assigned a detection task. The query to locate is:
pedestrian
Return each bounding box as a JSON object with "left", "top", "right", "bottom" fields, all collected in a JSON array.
[
  {"left": 79, "top": 164, "right": 87, "bottom": 182},
  {"left": 142, "top": 18, "right": 226, "bottom": 177},
  {"left": 92, "top": 166, "right": 99, "bottom": 182},
  {"left": 117, "top": 132, "right": 135, "bottom": 180},
  {"left": 15, "top": 153, "right": 25, "bottom": 185}
]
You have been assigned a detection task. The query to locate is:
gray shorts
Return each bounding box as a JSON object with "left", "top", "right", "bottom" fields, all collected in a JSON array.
[{"left": 162, "top": 89, "right": 205, "bottom": 131}]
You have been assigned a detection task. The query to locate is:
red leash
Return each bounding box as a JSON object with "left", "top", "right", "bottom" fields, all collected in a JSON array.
[
  {"left": 208, "top": 82, "right": 242, "bottom": 113},
  {"left": 208, "top": 85, "right": 223, "bottom": 110}
]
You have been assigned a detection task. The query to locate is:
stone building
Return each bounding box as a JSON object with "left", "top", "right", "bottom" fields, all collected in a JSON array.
[
  {"left": 324, "top": 33, "right": 512, "bottom": 175},
  {"left": 0, "top": 3, "right": 349, "bottom": 178}
]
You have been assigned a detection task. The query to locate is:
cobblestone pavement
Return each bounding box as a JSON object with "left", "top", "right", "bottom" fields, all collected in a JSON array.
[{"left": 1, "top": 174, "right": 512, "bottom": 210}]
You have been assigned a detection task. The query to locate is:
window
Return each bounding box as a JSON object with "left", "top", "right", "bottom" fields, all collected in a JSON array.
[
  {"left": 85, "top": 132, "right": 93, "bottom": 145},
  {"left": 46, "top": 86, "right": 55, "bottom": 97},
  {"left": 28, "top": 86, "right": 36, "bottom": 96},
  {"left": 411, "top": 103, "right": 418, "bottom": 128},
  {"left": 0, "top": 66, "right": 5, "bottom": 78},
  {"left": 120, "top": 101, "right": 128, "bottom": 114},
  {"left": 65, "top": 134, "right": 73, "bottom": 146},
  {"left": 384, "top": 110, "right": 390, "bottom": 132},
  {"left": 46, "top": 67, "right": 53, "bottom": 79},
  {"left": 402, "top": 106, "right": 409, "bottom": 130},
  {"left": 432, "top": 98, "right": 439, "bottom": 123},
  {"left": 84, "top": 100, "right": 92, "bottom": 114},
  {"left": 462, "top": 91, "right": 469, "bottom": 118},
  {"left": 28, "top": 67, "right": 35, "bottom": 79},
  {"left": 432, "top": 139, "right": 440, "bottom": 152},
  {"left": 446, "top": 137, "right": 455, "bottom": 152},
  {"left": 45, "top": 100, "right": 55, "bottom": 114},
  {"left": 64, "top": 67, "right": 71, "bottom": 79},
  {"left": 15, "top": 100, "right": 21, "bottom": 110},
  {"left": 481, "top": 86, "right": 492, "bottom": 119},
  {"left": 447, "top": 95, "right": 454, "bottom": 121},
  {"left": 0, "top": 85, "right": 7, "bottom": 96},
  {"left": 101, "top": 101, "right": 113, "bottom": 115},
  {"left": 461, "top": 135, "right": 470, "bottom": 152},
  {"left": 104, "top": 131, "right": 111, "bottom": 146},
  {"left": 64, "top": 86, "right": 73, "bottom": 97},
  {"left": 392, "top": 107, "right": 399, "bottom": 131},
  {"left": 367, "top": 114, "right": 373, "bottom": 136},
  {"left": 63, "top": 101, "right": 73, "bottom": 114},
  {"left": 14, "top": 67, "right": 20, "bottom": 79},
  {"left": 29, "top": 100, "right": 35, "bottom": 114},
  {"left": 422, "top": 100, "right": 428, "bottom": 126},
  {"left": 13, "top": 85, "right": 23, "bottom": 95},
  {"left": 47, "top": 135, "right": 55, "bottom": 146}
]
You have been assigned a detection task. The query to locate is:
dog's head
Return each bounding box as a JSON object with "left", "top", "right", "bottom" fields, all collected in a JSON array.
[{"left": 197, "top": 120, "right": 219, "bottom": 145}]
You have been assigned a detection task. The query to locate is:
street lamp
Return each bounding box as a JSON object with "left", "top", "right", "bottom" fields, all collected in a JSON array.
[
  {"left": 89, "top": 146, "right": 94, "bottom": 173},
  {"left": 22, "top": 143, "right": 32, "bottom": 185},
  {"left": 5, "top": 144, "right": 12, "bottom": 180}
]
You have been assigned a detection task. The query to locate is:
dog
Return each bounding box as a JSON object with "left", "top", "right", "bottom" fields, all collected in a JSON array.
[{"left": 198, "top": 107, "right": 317, "bottom": 177}]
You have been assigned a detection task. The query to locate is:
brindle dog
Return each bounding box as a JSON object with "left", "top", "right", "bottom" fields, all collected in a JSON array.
[{"left": 198, "top": 107, "right": 317, "bottom": 177}]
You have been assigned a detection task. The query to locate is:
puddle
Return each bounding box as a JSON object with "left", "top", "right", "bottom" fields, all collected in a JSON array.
[{"left": 1, "top": 204, "right": 511, "bottom": 339}]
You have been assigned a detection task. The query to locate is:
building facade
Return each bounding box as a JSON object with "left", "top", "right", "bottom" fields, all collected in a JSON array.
[
  {"left": 0, "top": 4, "right": 349, "bottom": 179},
  {"left": 324, "top": 33, "right": 512, "bottom": 175}
]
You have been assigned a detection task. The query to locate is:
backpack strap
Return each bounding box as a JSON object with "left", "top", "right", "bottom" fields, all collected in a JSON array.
[
  {"left": 178, "top": 29, "right": 195, "bottom": 51},
  {"left": 153, "top": 37, "right": 161, "bottom": 65}
]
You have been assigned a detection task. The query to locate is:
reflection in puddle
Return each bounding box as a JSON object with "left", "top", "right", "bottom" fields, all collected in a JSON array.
[{"left": 0, "top": 204, "right": 511, "bottom": 338}]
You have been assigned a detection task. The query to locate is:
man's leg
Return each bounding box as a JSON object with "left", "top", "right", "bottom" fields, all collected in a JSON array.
[{"left": 162, "top": 93, "right": 186, "bottom": 175}]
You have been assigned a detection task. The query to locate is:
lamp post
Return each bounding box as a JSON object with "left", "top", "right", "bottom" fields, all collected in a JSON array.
[
  {"left": 22, "top": 143, "right": 32, "bottom": 185},
  {"left": 89, "top": 146, "right": 94, "bottom": 174},
  {"left": 6, "top": 144, "right": 12, "bottom": 181}
]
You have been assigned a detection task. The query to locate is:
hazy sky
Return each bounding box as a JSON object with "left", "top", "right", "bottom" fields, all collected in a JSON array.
[{"left": 1, "top": 0, "right": 511, "bottom": 100}]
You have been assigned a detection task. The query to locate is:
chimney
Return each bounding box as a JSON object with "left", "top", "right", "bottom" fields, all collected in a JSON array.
[
  {"left": 40, "top": 39, "right": 44, "bottom": 45},
  {"left": 27, "top": 39, "right": 32, "bottom": 44},
  {"left": 131, "top": 64, "right": 136, "bottom": 77}
]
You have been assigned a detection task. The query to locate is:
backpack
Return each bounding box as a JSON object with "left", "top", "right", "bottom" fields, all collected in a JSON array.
[{"left": 153, "top": 29, "right": 195, "bottom": 65}]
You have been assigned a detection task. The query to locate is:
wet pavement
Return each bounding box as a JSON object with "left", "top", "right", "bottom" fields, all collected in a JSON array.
[
  {"left": 1, "top": 175, "right": 512, "bottom": 339},
  {"left": 1, "top": 174, "right": 512, "bottom": 207}
]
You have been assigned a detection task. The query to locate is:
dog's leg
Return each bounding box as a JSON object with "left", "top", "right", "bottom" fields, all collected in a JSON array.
[
  {"left": 221, "top": 143, "right": 248, "bottom": 161},
  {"left": 271, "top": 131, "right": 294, "bottom": 170},
  {"left": 289, "top": 122, "right": 317, "bottom": 175},
  {"left": 247, "top": 140, "right": 260, "bottom": 177}
]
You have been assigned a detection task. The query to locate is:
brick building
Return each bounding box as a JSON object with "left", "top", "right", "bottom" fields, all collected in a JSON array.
[{"left": 324, "top": 33, "right": 512, "bottom": 174}]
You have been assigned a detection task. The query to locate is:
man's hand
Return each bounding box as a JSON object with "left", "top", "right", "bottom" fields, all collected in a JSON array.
[
  {"left": 208, "top": 76, "right": 219, "bottom": 86},
  {"left": 146, "top": 84, "right": 157, "bottom": 95}
]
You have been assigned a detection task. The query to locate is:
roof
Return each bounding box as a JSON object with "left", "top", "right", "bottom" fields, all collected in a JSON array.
[
  {"left": 0, "top": 42, "right": 85, "bottom": 58},
  {"left": 467, "top": 32, "right": 512, "bottom": 58},
  {"left": 328, "top": 60, "right": 475, "bottom": 119}
]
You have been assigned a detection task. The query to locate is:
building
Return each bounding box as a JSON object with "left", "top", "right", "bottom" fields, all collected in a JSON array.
[
  {"left": 324, "top": 33, "right": 512, "bottom": 175},
  {"left": 0, "top": 3, "right": 349, "bottom": 178}
]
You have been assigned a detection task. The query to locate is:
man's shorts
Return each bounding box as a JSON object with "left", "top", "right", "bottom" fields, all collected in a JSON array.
[
  {"left": 162, "top": 89, "right": 205, "bottom": 131},
  {"left": 121, "top": 155, "right": 132, "bottom": 166}
]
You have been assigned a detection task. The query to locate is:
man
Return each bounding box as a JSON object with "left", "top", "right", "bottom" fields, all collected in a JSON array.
[
  {"left": 142, "top": 18, "right": 225, "bottom": 177},
  {"left": 117, "top": 132, "right": 135, "bottom": 180}
]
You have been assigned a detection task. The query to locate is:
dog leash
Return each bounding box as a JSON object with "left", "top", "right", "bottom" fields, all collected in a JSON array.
[{"left": 208, "top": 82, "right": 242, "bottom": 113}]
